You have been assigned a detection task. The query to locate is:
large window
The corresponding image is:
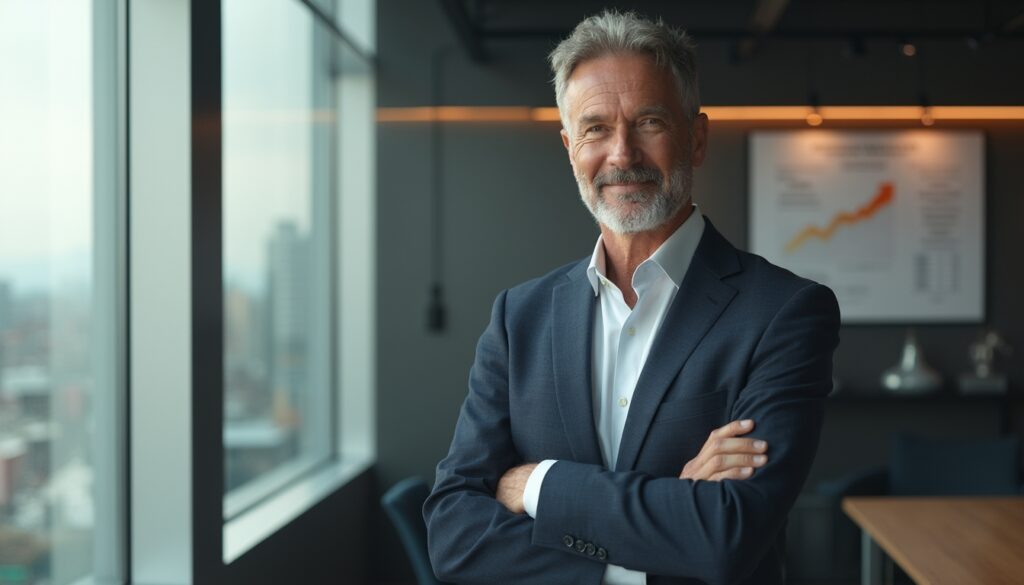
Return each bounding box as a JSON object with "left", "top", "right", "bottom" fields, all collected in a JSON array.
[
  {"left": 217, "top": 0, "right": 376, "bottom": 565},
  {"left": 221, "top": 0, "right": 334, "bottom": 516},
  {"left": 0, "top": 1, "right": 123, "bottom": 584},
  {"left": 1, "top": 0, "right": 374, "bottom": 580}
]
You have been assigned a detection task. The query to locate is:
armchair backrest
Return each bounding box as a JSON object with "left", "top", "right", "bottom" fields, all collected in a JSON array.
[{"left": 381, "top": 477, "right": 447, "bottom": 585}]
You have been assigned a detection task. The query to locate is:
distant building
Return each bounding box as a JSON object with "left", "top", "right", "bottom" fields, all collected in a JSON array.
[
  {"left": 224, "top": 283, "right": 270, "bottom": 419},
  {"left": 0, "top": 280, "right": 9, "bottom": 387},
  {"left": 223, "top": 221, "right": 312, "bottom": 491},
  {"left": 265, "top": 221, "right": 310, "bottom": 431},
  {"left": 0, "top": 436, "right": 27, "bottom": 510},
  {"left": 1, "top": 365, "right": 50, "bottom": 419},
  {"left": 0, "top": 280, "right": 11, "bottom": 332},
  {"left": 223, "top": 418, "right": 291, "bottom": 491}
]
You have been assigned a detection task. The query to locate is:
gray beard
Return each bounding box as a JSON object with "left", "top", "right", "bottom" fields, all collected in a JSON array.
[{"left": 577, "top": 161, "right": 693, "bottom": 235}]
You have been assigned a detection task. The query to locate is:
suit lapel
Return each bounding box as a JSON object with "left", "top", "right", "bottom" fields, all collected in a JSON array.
[
  {"left": 615, "top": 221, "right": 741, "bottom": 471},
  {"left": 551, "top": 263, "right": 604, "bottom": 466}
]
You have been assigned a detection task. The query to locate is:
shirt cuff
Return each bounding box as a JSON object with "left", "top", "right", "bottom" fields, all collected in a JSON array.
[
  {"left": 522, "top": 459, "right": 557, "bottom": 518},
  {"left": 603, "top": 563, "right": 647, "bottom": 584}
]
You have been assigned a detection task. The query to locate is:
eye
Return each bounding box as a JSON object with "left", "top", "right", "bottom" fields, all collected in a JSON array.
[
  {"left": 639, "top": 118, "right": 664, "bottom": 129},
  {"left": 583, "top": 124, "right": 607, "bottom": 135}
]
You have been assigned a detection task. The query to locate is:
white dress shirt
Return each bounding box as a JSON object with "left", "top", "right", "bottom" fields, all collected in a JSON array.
[{"left": 523, "top": 206, "right": 706, "bottom": 585}]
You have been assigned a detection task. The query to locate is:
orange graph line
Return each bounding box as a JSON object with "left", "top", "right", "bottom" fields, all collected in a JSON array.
[{"left": 784, "top": 183, "right": 894, "bottom": 254}]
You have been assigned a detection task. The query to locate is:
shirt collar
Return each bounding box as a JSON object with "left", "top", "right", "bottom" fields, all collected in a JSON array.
[{"left": 586, "top": 205, "right": 705, "bottom": 297}]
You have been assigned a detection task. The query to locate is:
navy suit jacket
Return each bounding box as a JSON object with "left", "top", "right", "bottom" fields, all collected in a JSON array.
[{"left": 424, "top": 219, "right": 841, "bottom": 585}]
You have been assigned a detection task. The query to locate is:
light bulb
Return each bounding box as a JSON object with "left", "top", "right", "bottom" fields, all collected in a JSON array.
[{"left": 921, "top": 107, "right": 935, "bottom": 126}]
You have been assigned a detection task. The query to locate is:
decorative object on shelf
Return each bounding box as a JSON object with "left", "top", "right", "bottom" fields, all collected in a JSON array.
[
  {"left": 959, "top": 329, "right": 1013, "bottom": 395},
  {"left": 881, "top": 329, "right": 942, "bottom": 394}
]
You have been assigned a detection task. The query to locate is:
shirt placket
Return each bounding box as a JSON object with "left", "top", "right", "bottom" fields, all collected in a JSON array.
[{"left": 608, "top": 279, "right": 650, "bottom": 469}]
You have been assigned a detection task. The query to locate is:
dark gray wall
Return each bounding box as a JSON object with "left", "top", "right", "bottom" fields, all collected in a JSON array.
[
  {"left": 375, "top": 2, "right": 1024, "bottom": 582},
  {"left": 227, "top": 470, "right": 372, "bottom": 583}
]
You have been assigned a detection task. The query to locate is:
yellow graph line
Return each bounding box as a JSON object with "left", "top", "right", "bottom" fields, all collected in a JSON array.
[{"left": 784, "top": 183, "right": 895, "bottom": 254}]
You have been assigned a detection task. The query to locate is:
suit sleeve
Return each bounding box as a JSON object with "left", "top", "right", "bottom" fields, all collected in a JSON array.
[
  {"left": 422, "top": 290, "right": 606, "bottom": 585},
  {"left": 530, "top": 283, "right": 841, "bottom": 585}
]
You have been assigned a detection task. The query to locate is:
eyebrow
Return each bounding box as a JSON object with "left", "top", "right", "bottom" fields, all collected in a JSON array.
[
  {"left": 635, "top": 105, "right": 671, "bottom": 119},
  {"left": 577, "top": 113, "right": 607, "bottom": 129}
]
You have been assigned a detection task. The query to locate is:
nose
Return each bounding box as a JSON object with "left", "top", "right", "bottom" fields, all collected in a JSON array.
[{"left": 606, "top": 124, "right": 641, "bottom": 169}]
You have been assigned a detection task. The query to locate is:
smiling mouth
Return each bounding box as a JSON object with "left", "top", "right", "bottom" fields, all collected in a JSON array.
[{"left": 602, "top": 181, "right": 655, "bottom": 189}]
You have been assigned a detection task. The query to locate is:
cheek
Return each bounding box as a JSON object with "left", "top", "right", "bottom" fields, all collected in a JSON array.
[
  {"left": 572, "top": 143, "right": 603, "bottom": 178},
  {"left": 639, "top": 134, "right": 681, "bottom": 162}
]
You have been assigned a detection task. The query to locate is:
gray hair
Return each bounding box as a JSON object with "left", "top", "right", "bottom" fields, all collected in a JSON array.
[{"left": 548, "top": 10, "right": 700, "bottom": 130}]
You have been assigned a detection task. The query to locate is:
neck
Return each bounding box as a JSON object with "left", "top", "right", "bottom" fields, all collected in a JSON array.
[{"left": 600, "top": 204, "right": 693, "bottom": 306}]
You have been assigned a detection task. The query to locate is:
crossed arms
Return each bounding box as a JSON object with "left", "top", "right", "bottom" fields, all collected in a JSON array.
[{"left": 423, "top": 283, "right": 840, "bottom": 585}]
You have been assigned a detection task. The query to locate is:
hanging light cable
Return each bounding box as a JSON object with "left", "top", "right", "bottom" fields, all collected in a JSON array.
[
  {"left": 920, "top": 95, "right": 935, "bottom": 127},
  {"left": 805, "top": 49, "right": 823, "bottom": 126},
  {"left": 807, "top": 92, "right": 823, "bottom": 127},
  {"left": 916, "top": 43, "right": 934, "bottom": 127},
  {"left": 426, "top": 47, "right": 452, "bottom": 333}
]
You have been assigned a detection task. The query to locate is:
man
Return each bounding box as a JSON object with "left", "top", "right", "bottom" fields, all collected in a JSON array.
[{"left": 424, "top": 10, "right": 840, "bottom": 585}]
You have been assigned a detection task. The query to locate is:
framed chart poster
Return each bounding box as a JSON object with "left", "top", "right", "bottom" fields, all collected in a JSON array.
[{"left": 749, "top": 130, "right": 984, "bottom": 323}]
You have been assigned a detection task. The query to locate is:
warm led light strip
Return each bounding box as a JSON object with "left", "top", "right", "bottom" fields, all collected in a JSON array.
[{"left": 377, "top": 105, "right": 1024, "bottom": 123}]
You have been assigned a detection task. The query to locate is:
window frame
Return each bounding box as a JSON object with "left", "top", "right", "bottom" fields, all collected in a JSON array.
[
  {"left": 128, "top": 1, "right": 375, "bottom": 581},
  {"left": 91, "top": 0, "right": 129, "bottom": 582},
  {"left": 128, "top": 0, "right": 195, "bottom": 583}
]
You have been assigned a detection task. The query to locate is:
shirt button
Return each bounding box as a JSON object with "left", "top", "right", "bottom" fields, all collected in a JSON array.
[
  {"left": 618, "top": 397, "right": 628, "bottom": 407},
  {"left": 627, "top": 326, "right": 636, "bottom": 336}
]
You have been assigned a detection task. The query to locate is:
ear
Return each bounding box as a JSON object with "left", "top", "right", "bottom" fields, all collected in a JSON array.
[
  {"left": 689, "top": 113, "right": 709, "bottom": 167},
  {"left": 560, "top": 128, "right": 577, "bottom": 173}
]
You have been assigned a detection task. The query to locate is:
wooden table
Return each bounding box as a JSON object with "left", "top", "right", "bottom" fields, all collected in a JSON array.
[{"left": 842, "top": 497, "right": 1024, "bottom": 585}]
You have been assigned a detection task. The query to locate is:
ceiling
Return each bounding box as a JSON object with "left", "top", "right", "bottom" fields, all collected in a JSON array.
[{"left": 438, "top": 0, "right": 1024, "bottom": 61}]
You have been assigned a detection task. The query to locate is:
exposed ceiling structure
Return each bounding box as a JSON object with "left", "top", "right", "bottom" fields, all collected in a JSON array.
[{"left": 438, "top": 0, "right": 1024, "bottom": 62}]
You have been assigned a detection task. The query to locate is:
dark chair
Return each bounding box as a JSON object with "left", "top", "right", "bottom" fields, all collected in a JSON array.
[
  {"left": 381, "top": 477, "right": 448, "bottom": 585},
  {"left": 816, "top": 434, "right": 1022, "bottom": 582}
]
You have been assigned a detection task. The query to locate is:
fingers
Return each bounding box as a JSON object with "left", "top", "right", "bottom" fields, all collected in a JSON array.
[
  {"left": 708, "top": 466, "right": 755, "bottom": 481},
  {"left": 688, "top": 452, "right": 767, "bottom": 482},
  {"left": 679, "top": 419, "right": 769, "bottom": 481},
  {"left": 710, "top": 452, "right": 767, "bottom": 472},
  {"left": 712, "top": 419, "right": 755, "bottom": 439},
  {"left": 717, "top": 437, "right": 768, "bottom": 455}
]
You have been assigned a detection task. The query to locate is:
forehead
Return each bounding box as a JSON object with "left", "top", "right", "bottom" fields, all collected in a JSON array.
[{"left": 563, "top": 52, "right": 681, "bottom": 120}]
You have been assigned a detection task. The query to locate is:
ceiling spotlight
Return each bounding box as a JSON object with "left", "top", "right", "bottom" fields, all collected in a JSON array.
[{"left": 902, "top": 42, "right": 917, "bottom": 57}]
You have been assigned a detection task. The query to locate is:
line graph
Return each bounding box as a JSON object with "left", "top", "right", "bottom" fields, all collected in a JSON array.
[
  {"left": 784, "top": 182, "right": 895, "bottom": 254},
  {"left": 751, "top": 131, "right": 983, "bottom": 322}
]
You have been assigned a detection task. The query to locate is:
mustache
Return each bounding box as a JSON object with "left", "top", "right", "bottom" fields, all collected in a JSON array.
[{"left": 592, "top": 167, "right": 664, "bottom": 190}]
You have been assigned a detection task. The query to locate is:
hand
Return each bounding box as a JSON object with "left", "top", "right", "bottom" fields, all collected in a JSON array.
[
  {"left": 496, "top": 463, "right": 538, "bottom": 514},
  {"left": 679, "top": 419, "right": 767, "bottom": 481}
]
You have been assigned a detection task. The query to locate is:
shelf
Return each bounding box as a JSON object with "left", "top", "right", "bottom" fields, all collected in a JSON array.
[{"left": 826, "top": 389, "right": 1018, "bottom": 404}]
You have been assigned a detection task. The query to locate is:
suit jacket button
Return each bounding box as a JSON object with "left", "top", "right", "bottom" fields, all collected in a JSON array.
[
  {"left": 596, "top": 547, "right": 607, "bottom": 560},
  {"left": 574, "top": 538, "right": 586, "bottom": 552},
  {"left": 562, "top": 535, "right": 574, "bottom": 548},
  {"left": 585, "top": 543, "right": 596, "bottom": 556}
]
